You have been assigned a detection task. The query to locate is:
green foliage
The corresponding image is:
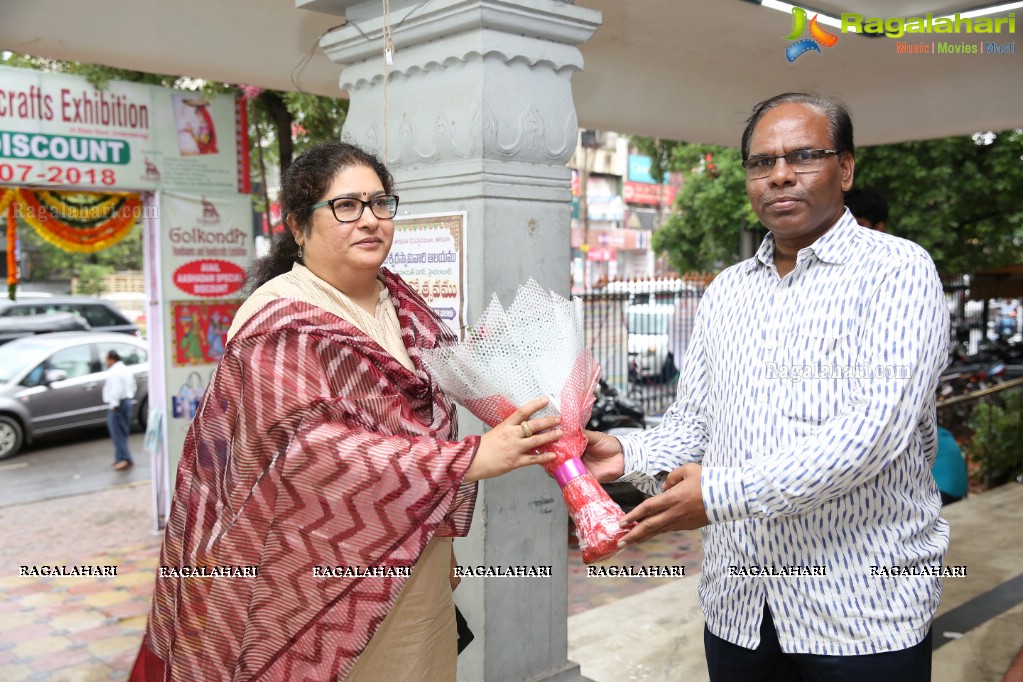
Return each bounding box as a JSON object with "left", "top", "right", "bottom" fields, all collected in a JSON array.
[
  {"left": 630, "top": 137, "right": 677, "bottom": 184},
  {"left": 282, "top": 92, "right": 349, "bottom": 156},
  {"left": 75, "top": 263, "right": 115, "bottom": 296},
  {"left": 20, "top": 223, "right": 143, "bottom": 280},
  {"left": 0, "top": 53, "right": 197, "bottom": 91},
  {"left": 854, "top": 130, "right": 1023, "bottom": 275},
  {"left": 634, "top": 140, "right": 757, "bottom": 272},
  {"left": 634, "top": 130, "right": 1023, "bottom": 276},
  {"left": 966, "top": 390, "right": 1023, "bottom": 487}
]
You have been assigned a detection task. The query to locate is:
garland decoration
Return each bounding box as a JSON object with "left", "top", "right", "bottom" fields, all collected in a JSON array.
[
  {"left": 7, "top": 197, "right": 18, "bottom": 294},
  {"left": 0, "top": 187, "right": 16, "bottom": 217},
  {"left": 16, "top": 188, "right": 142, "bottom": 253}
]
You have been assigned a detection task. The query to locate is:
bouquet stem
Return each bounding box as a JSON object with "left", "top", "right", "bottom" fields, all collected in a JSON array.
[{"left": 551, "top": 457, "right": 628, "bottom": 564}]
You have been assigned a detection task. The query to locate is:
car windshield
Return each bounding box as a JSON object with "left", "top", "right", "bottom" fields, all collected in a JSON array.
[
  {"left": 627, "top": 310, "right": 672, "bottom": 335},
  {"left": 0, "top": 341, "right": 50, "bottom": 383}
]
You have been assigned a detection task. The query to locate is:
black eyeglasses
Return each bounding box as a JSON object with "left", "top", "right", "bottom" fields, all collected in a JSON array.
[
  {"left": 741, "top": 149, "right": 839, "bottom": 179},
  {"left": 308, "top": 194, "right": 400, "bottom": 222}
]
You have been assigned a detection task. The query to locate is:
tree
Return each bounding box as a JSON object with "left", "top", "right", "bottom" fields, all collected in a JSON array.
[
  {"left": 632, "top": 138, "right": 756, "bottom": 273},
  {"left": 19, "top": 222, "right": 143, "bottom": 282},
  {"left": 853, "top": 130, "right": 1023, "bottom": 276},
  {"left": 633, "top": 130, "right": 1023, "bottom": 276}
]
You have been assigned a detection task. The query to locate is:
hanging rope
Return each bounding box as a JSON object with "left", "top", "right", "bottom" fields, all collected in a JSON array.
[
  {"left": 6, "top": 197, "right": 17, "bottom": 298},
  {"left": 382, "top": 0, "right": 394, "bottom": 161}
]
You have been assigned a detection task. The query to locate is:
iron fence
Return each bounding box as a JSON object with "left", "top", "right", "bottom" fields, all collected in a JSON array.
[
  {"left": 584, "top": 275, "right": 1017, "bottom": 420},
  {"left": 580, "top": 279, "right": 708, "bottom": 416}
]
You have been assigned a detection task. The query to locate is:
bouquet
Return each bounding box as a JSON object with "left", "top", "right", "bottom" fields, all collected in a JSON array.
[{"left": 420, "top": 280, "right": 627, "bottom": 563}]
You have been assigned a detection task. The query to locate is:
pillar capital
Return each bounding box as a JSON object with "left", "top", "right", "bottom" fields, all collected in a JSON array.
[
  {"left": 306, "top": 3, "right": 603, "bottom": 677},
  {"left": 315, "top": 0, "right": 600, "bottom": 174}
]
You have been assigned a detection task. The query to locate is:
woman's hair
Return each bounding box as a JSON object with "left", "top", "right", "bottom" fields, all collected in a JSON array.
[
  {"left": 740, "top": 92, "right": 854, "bottom": 161},
  {"left": 247, "top": 141, "right": 395, "bottom": 291}
]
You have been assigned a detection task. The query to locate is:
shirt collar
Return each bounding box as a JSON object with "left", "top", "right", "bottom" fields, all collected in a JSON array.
[{"left": 742, "top": 208, "right": 857, "bottom": 273}]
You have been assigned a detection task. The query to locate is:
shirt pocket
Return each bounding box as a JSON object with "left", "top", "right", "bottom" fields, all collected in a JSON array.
[{"left": 770, "top": 330, "right": 856, "bottom": 423}]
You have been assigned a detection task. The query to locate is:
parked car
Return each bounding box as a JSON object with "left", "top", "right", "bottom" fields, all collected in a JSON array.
[
  {"left": 0, "top": 296, "right": 141, "bottom": 338},
  {"left": 0, "top": 332, "right": 149, "bottom": 459},
  {"left": 0, "top": 312, "right": 92, "bottom": 346},
  {"left": 627, "top": 302, "right": 676, "bottom": 382}
]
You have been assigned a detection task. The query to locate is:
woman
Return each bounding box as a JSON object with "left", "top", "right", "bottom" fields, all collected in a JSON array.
[{"left": 132, "top": 141, "right": 561, "bottom": 680}]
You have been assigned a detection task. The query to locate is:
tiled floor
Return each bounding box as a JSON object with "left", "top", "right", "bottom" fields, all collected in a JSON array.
[
  {"left": 0, "top": 541, "right": 160, "bottom": 682},
  {"left": 0, "top": 484, "right": 699, "bottom": 680},
  {"left": 567, "top": 525, "right": 704, "bottom": 616}
]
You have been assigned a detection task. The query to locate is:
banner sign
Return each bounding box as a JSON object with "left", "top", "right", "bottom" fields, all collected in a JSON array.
[
  {"left": 384, "top": 212, "right": 468, "bottom": 339},
  {"left": 159, "top": 192, "right": 253, "bottom": 475},
  {"left": 0, "top": 65, "right": 249, "bottom": 193},
  {"left": 623, "top": 181, "right": 677, "bottom": 207}
]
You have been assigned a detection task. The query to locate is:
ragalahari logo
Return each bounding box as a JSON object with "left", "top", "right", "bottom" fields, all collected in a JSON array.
[{"left": 785, "top": 7, "right": 840, "bottom": 61}]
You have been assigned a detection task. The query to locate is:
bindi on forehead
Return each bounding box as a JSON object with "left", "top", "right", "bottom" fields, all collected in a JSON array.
[{"left": 330, "top": 189, "right": 386, "bottom": 199}]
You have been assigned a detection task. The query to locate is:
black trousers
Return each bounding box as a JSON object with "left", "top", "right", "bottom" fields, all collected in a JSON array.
[{"left": 705, "top": 606, "right": 932, "bottom": 682}]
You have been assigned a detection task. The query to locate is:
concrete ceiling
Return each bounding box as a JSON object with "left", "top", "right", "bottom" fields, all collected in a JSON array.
[{"left": 2, "top": 0, "right": 1020, "bottom": 146}]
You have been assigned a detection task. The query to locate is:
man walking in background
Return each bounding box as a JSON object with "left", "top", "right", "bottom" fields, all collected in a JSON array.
[{"left": 103, "top": 349, "right": 136, "bottom": 471}]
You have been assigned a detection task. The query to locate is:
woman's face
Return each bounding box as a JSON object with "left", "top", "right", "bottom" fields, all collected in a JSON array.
[{"left": 294, "top": 164, "right": 394, "bottom": 287}]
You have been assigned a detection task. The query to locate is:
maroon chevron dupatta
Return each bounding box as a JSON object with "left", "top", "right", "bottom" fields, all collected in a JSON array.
[{"left": 132, "top": 270, "right": 479, "bottom": 681}]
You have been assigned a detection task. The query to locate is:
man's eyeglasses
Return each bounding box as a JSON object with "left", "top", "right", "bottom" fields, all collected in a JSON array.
[
  {"left": 741, "top": 149, "right": 839, "bottom": 179},
  {"left": 309, "top": 194, "right": 400, "bottom": 222}
]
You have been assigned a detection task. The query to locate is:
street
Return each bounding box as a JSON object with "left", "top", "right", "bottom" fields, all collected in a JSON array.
[{"left": 0, "top": 426, "right": 148, "bottom": 507}]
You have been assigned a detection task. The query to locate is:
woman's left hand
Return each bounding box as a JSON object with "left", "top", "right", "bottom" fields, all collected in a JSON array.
[{"left": 465, "top": 397, "right": 561, "bottom": 482}]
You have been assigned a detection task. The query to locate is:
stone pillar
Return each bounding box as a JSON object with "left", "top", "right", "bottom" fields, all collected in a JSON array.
[{"left": 301, "top": 0, "right": 601, "bottom": 679}]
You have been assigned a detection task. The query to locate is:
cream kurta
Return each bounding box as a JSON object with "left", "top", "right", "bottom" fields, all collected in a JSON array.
[{"left": 230, "top": 264, "right": 458, "bottom": 681}]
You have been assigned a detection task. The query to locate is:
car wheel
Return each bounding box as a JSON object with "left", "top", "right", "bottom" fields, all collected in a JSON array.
[
  {"left": 138, "top": 397, "right": 148, "bottom": 430},
  {"left": 0, "top": 415, "right": 25, "bottom": 460}
]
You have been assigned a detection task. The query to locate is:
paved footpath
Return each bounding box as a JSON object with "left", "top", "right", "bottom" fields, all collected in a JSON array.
[
  {"left": 0, "top": 483, "right": 161, "bottom": 681},
  {"left": 5, "top": 479, "right": 1021, "bottom": 682},
  {"left": 0, "top": 480, "right": 704, "bottom": 681}
]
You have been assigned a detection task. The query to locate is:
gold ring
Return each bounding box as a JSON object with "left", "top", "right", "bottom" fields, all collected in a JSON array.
[{"left": 521, "top": 421, "right": 533, "bottom": 439}]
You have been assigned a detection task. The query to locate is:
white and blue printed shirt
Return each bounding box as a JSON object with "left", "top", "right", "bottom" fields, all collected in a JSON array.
[{"left": 618, "top": 210, "right": 950, "bottom": 655}]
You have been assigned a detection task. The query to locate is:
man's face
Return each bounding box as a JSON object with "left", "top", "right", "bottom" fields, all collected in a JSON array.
[{"left": 745, "top": 103, "right": 854, "bottom": 245}]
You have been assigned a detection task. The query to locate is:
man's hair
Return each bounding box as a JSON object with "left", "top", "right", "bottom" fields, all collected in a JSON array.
[
  {"left": 107, "top": 350, "right": 121, "bottom": 362},
  {"left": 844, "top": 188, "right": 889, "bottom": 227},
  {"left": 741, "top": 92, "right": 854, "bottom": 161}
]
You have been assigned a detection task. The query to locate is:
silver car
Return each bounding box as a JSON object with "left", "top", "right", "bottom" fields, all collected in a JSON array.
[{"left": 0, "top": 332, "right": 149, "bottom": 459}]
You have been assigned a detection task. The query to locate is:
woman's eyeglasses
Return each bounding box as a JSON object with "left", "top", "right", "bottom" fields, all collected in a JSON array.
[{"left": 309, "top": 194, "right": 400, "bottom": 222}]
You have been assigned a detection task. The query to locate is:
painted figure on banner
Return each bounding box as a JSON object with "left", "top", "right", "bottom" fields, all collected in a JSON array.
[{"left": 173, "top": 93, "right": 219, "bottom": 156}]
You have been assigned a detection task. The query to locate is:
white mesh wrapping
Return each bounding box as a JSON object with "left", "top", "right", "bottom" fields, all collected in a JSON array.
[
  {"left": 421, "top": 279, "right": 628, "bottom": 564},
  {"left": 420, "top": 279, "right": 591, "bottom": 423}
]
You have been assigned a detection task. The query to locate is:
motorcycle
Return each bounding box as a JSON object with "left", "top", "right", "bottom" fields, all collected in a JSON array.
[
  {"left": 587, "top": 379, "right": 650, "bottom": 510},
  {"left": 938, "top": 360, "right": 1007, "bottom": 424},
  {"left": 588, "top": 378, "right": 645, "bottom": 431}
]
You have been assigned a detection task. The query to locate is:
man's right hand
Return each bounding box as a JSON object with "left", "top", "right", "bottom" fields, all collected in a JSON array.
[{"left": 582, "top": 430, "right": 625, "bottom": 483}]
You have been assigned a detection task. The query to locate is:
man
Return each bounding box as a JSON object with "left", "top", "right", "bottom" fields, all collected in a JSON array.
[
  {"left": 584, "top": 93, "right": 948, "bottom": 681},
  {"left": 845, "top": 187, "right": 889, "bottom": 231},
  {"left": 103, "top": 349, "right": 136, "bottom": 470}
]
